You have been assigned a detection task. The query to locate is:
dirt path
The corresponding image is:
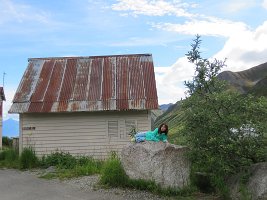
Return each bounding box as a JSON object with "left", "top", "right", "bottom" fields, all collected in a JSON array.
[{"left": 0, "top": 169, "right": 165, "bottom": 200}]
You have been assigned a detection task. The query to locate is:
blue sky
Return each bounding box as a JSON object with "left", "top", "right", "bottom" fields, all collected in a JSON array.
[{"left": 1, "top": 0, "right": 267, "bottom": 120}]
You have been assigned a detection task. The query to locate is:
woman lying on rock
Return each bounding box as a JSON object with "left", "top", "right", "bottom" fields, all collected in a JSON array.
[{"left": 132, "top": 123, "right": 168, "bottom": 143}]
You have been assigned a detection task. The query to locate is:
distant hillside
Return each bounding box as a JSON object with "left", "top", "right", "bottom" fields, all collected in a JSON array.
[
  {"left": 154, "top": 61, "right": 267, "bottom": 144},
  {"left": 153, "top": 101, "right": 186, "bottom": 144},
  {"left": 3, "top": 118, "right": 19, "bottom": 138},
  {"left": 159, "top": 103, "right": 173, "bottom": 111},
  {"left": 217, "top": 62, "right": 267, "bottom": 96}
]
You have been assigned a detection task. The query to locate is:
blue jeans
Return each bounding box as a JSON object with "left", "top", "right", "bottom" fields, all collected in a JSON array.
[{"left": 135, "top": 132, "right": 146, "bottom": 143}]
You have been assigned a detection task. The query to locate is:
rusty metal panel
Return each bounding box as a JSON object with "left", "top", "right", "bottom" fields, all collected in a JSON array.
[
  {"left": 88, "top": 58, "right": 103, "bottom": 102},
  {"left": 102, "top": 57, "right": 113, "bottom": 110},
  {"left": 116, "top": 56, "right": 129, "bottom": 110},
  {"left": 13, "top": 61, "right": 43, "bottom": 102},
  {"left": 9, "top": 54, "right": 159, "bottom": 113}
]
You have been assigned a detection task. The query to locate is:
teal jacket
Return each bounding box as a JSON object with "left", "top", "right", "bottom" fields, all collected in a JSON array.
[{"left": 145, "top": 128, "right": 168, "bottom": 142}]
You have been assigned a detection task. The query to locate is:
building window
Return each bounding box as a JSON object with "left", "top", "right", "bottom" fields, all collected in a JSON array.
[
  {"left": 108, "top": 120, "right": 118, "bottom": 138},
  {"left": 125, "top": 120, "right": 137, "bottom": 136}
]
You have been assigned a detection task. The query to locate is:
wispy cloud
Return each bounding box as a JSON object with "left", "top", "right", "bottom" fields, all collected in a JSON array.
[
  {"left": 0, "top": 0, "right": 51, "bottom": 25},
  {"left": 222, "top": 0, "right": 256, "bottom": 13},
  {"left": 111, "top": 0, "right": 250, "bottom": 39},
  {"left": 263, "top": 0, "right": 267, "bottom": 9},
  {"left": 155, "top": 19, "right": 267, "bottom": 104},
  {"left": 155, "top": 57, "right": 195, "bottom": 104},
  {"left": 151, "top": 17, "right": 249, "bottom": 38},
  {"left": 214, "top": 20, "right": 267, "bottom": 71},
  {"left": 111, "top": 0, "right": 196, "bottom": 17},
  {"left": 2, "top": 86, "right": 18, "bottom": 121}
]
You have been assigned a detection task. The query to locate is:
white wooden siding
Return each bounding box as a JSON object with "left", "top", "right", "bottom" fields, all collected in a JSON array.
[
  {"left": 0, "top": 116, "right": 2, "bottom": 149},
  {"left": 20, "top": 111, "right": 150, "bottom": 159}
]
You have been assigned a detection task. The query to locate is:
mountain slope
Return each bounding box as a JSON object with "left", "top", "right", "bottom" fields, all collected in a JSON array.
[
  {"left": 154, "top": 61, "right": 267, "bottom": 144},
  {"left": 217, "top": 62, "right": 267, "bottom": 95},
  {"left": 3, "top": 118, "right": 19, "bottom": 138}
]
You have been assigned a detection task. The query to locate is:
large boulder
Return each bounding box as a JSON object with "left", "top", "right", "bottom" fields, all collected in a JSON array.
[
  {"left": 247, "top": 162, "right": 267, "bottom": 200},
  {"left": 228, "top": 162, "right": 267, "bottom": 200},
  {"left": 121, "top": 141, "right": 190, "bottom": 189}
]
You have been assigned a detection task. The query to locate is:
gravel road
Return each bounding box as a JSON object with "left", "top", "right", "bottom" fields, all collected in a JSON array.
[{"left": 0, "top": 169, "right": 165, "bottom": 200}]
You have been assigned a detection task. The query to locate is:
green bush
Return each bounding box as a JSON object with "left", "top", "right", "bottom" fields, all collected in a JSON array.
[
  {"left": 2, "top": 136, "right": 12, "bottom": 147},
  {"left": 20, "top": 147, "right": 39, "bottom": 169},
  {"left": 39, "top": 152, "right": 103, "bottom": 179},
  {"left": 0, "top": 148, "right": 19, "bottom": 168},
  {"left": 183, "top": 35, "right": 267, "bottom": 197},
  {"left": 40, "top": 151, "right": 76, "bottom": 169},
  {"left": 100, "top": 154, "right": 129, "bottom": 187},
  {"left": 75, "top": 156, "right": 103, "bottom": 175}
]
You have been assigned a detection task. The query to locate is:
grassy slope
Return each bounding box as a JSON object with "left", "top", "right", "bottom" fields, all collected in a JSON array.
[
  {"left": 154, "top": 62, "right": 267, "bottom": 145},
  {"left": 154, "top": 101, "right": 187, "bottom": 144}
]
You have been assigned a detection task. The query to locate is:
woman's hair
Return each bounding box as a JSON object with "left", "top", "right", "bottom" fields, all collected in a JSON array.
[{"left": 158, "top": 123, "right": 168, "bottom": 135}]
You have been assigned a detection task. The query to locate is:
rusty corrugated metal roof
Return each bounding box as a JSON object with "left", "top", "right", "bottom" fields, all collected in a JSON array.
[{"left": 9, "top": 54, "right": 158, "bottom": 113}]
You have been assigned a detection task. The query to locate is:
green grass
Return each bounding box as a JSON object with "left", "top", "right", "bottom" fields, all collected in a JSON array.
[
  {"left": 20, "top": 147, "right": 39, "bottom": 169},
  {"left": 39, "top": 152, "right": 103, "bottom": 179},
  {"left": 99, "top": 153, "right": 196, "bottom": 198},
  {"left": 39, "top": 172, "right": 58, "bottom": 180},
  {"left": 0, "top": 148, "right": 20, "bottom": 168},
  {"left": 99, "top": 153, "right": 129, "bottom": 187},
  {"left": 0, "top": 148, "right": 213, "bottom": 198}
]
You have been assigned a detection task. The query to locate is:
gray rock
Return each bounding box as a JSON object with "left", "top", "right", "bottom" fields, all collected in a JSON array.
[
  {"left": 247, "top": 162, "right": 267, "bottom": 200},
  {"left": 228, "top": 162, "right": 267, "bottom": 200},
  {"left": 121, "top": 141, "right": 190, "bottom": 189}
]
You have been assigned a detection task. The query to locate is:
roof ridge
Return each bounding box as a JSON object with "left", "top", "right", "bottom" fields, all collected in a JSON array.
[{"left": 28, "top": 53, "right": 152, "bottom": 61}]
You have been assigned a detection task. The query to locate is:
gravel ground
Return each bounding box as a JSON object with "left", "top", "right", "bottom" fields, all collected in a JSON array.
[
  {"left": 27, "top": 169, "right": 167, "bottom": 200},
  {"left": 26, "top": 168, "right": 221, "bottom": 200}
]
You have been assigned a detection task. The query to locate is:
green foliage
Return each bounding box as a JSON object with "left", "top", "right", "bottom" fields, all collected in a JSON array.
[
  {"left": 128, "top": 125, "right": 138, "bottom": 137},
  {"left": 99, "top": 153, "right": 196, "bottom": 197},
  {"left": 0, "top": 148, "right": 20, "bottom": 168},
  {"left": 154, "top": 101, "right": 188, "bottom": 145},
  {"left": 57, "top": 157, "right": 103, "bottom": 179},
  {"left": 182, "top": 35, "right": 267, "bottom": 196},
  {"left": 100, "top": 153, "right": 129, "bottom": 187},
  {"left": 40, "top": 151, "right": 77, "bottom": 169},
  {"left": 128, "top": 178, "right": 196, "bottom": 197},
  {"left": 2, "top": 136, "right": 12, "bottom": 147},
  {"left": 40, "top": 152, "right": 103, "bottom": 179},
  {"left": 20, "top": 147, "right": 39, "bottom": 169}
]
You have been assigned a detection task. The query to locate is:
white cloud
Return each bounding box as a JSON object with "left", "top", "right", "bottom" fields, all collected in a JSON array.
[
  {"left": 111, "top": 0, "right": 195, "bottom": 17},
  {"left": 263, "top": 0, "right": 267, "bottom": 9},
  {"left": 214, "top": 20, "right": 267, "bottom": 72},
  {"left": 151, "top": 16, "right": 249, "bottom": 38},
  {"left": 155, "top": 20, "right": 267, "bottom": 104},
  {"left": 2, "top": 86, "right": 18, "bottom": 121},
  {"left": 0, "top": 0, "right": 51, "bottom": 25},
  {"left": 223, "top": 0, "right": 256, "bottom": 13},
  {"left": 155, "top": 57, "right": 195, "bottom": 104}
]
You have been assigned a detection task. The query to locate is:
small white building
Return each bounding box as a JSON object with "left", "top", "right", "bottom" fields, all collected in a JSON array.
[
  {"left": 9, "top": 54, "right": 159, "bottom": 159},
  {"left": 0, "top": 87, "right": 6, "bottom": 149}
]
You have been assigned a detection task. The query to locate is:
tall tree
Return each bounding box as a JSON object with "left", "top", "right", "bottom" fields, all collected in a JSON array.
[{"left": 183, "top": 35, "right": 267, "bottom": 197}]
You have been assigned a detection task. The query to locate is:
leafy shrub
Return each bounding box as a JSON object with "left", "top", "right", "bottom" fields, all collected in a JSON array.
[
  {"left": 183, "top": 35, "right": 267, "bottom": 197},
  {"left": 100, "top": 153, "right": 129, "bottom": 187},
  {"left": 20, "top": 147, "right": 39, "bottom": 169},
  {"left": 39, "top": 152, "right": 103, "bottom": 179},
  {"left": 0, "top": 148, "right": 19, "bottom": 168},
  {"left": 40, "top": 151, "right": 76, "bottom": 169},
  {"left": 0, "top": 148, "right": 18, "bottom": 161},
  {"left": 2, "top": 136, "right": 12, "bottom": 147}
]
